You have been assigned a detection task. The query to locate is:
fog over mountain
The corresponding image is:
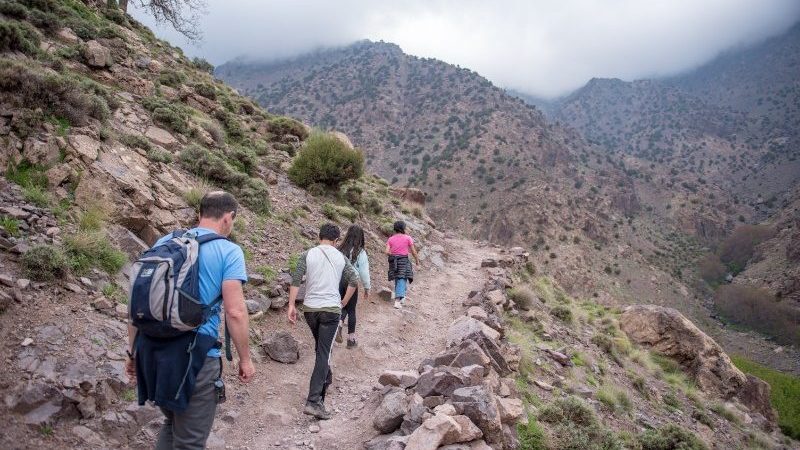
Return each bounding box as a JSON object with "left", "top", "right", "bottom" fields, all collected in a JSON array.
[{"left": 131, "top": 0, "right": 800, "bottom": 98}]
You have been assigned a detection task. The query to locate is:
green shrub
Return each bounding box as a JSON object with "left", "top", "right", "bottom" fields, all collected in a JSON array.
[
  {"left": 147, "top": 148, "right": 173, "bottom": 163},
  {"left": 379, "top": 221, "right": 395, "bottom": 237},
  {"left": 157, "top": 70, "right": 186, "bottom": 87},
  {"left": 289, "top": 133, "right": 364, "bottom": 189},
  {"left": 256, "top": 265, "right": 277, "bottom": 285},
  {"left": 191, "top": 57, "right": 214, "bottom": 73},
  {"left": 78, "top": 205, "right": 108, "bottom": 231},
  {"left": 193, "top": 83, "right": 216, "bottom": 100},
  {"left": 651, "top": 353, "right": 682, "bottom": 375},
  {"left": 64, "top": 231, "right": 127, "bottom": 275},
  {"left": 591, "top": 334, "right": 631, "bottom": 366},
  {"left": 517, "top": 415, "right": 546, "bottom": 450},
  {"left": 539, "top": 396, "right": 597, "bottom": 428},
  {"left": 214, "top": 109, "right": 243, "bottom": 141},
  {"left": 638, "top": 424, "right": 707, "bottom": 450},
  {"left": 23, "top": 184, "right": 50, "bottom": 207},
  {"left": 732, "top": 356, "right": 799, "bottom": 438},
  {"left": 553, "top": 423, "right": 621, "bottom": 450},
  {"left": 202, "top": 121, "right": 226, "bottom": 146},
  {"left": 274, "top": 142, "right": 296, "bottom": 156},
  {"left": 0, "top": 216, "right": 20, "bottom": 237},
  {"left": 663, "top": 390, "right": 681, "bottom": 410},
  {"left": 226, "top": 146, "right": 258, "bottom": 175},
  {"left": 550, "top": 305, "right": 573, "bottom": 323},
  {"left": 0, "top": 1, "right": 30, "bottom": 19},
  {"left": 142, "top": 96, "right": 189, "bottom": 135},
  {"left": 236, "top": 178, "right": 270, "bottom": 215},
  {"left": 180, "top": 144, "right": 247, "bottom": 186},
  {"left": 267, "top": 116, "right": 308, "bottom": 139},
  {"left": 508, "top": 287, "right": 535, "bottom": 311},
  {"left": 119, "top": 133, "right": 152, "bottom": 151},
  {"left": 22, "top": 245, "right": 68, "bottom": 281},
  {"left": 322, "top": 203, "right": 338, "bottom": 221},
  {"left": 183, "top": 187, "right": 203, "bottom": 211},
  {"left": 0, "top": 20, "right": 40, "bottom": 55},
  {"left": 287, "top": 253, "right": 300, "bottom": 272},
  {"left": 0, "top": 60, "right": 110, "bottom": 126}
]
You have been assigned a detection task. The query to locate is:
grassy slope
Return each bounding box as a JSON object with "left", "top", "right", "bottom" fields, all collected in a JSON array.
[{"left": 732, "top": 355, "right": 800, "bottom": 439}]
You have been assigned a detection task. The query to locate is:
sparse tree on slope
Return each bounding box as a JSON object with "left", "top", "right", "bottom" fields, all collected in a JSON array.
[{"left": 121, "top": 0, "right": 207, "bottom": 41}]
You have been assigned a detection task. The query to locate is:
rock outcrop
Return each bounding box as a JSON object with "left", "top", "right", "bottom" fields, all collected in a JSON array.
[{"left": 620, "top": 305, "right": 776, "bottom": 425}]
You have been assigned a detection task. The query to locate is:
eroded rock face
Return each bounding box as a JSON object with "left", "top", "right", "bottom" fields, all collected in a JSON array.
[
  {"left": 391, "top": 187, "right": 426, "bottom": 205},
  {"left": 620, "top": 305, "right": 776, "bottom": 423}
]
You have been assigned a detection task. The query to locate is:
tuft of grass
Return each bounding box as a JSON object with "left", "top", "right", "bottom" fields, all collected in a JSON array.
[
  {"left": 638, "top": 424, "right": 707, "bottom": 450},
  {"left": 121, "top": 388, "right": 136, "bottom": 402},
  {"left": 146, "top": 148, "right": 174, "bottom": 164},
  {"left": 64, "top": 232, "right": 127, "bottom": 275},
  {"left": 183, "top": 187, "right": 204, "bottom": 211},
  {"left": 508, "top": 287, "right": 535, "bottom": 311},
  {"left": 539, "top": 396, "right": 597, "bottom": 428},
  {"left": 650, "top": 353, "right": 682, "bottom": 375},
  {"left": 550, "top": 305, "right": 573, "bottom": 323},
  {"left": 78, "top": 205, "right": 108, "bottom": 231},
  {"left": 22, "top": 245, "right": 69, "bottom": 282},
  {"left": 663, "top": 390, "right": 682, "bottom": 411},
  {"left": 517, "top": 415, "right": 546, "bottom": 450},
  {"left": 256, "top": 265, "right": 277, "bottom": 285},
  {"left": 0, "top": 216, "right": 21, "bottom": 237},
  {"left": 732, "top": 355, "right": 800, "bottom": 439},
  {"left": 287, "top": 254, "right": 300, "bottom": 273},
  {"left": 597, "top": 386, "right": 633, "bottom": 413}
]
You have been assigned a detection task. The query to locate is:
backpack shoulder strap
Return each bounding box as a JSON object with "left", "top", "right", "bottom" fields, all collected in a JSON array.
[{"left": 195, "top": 233, "right": 228, "bottom": 245}]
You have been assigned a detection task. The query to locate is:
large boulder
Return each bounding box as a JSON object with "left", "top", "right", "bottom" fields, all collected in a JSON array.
[
  {"left": 451, "top": 385, "right": 503, "bottom": 446},
  {"left": 405, "top": 414, "right": 461, "bottom": 450},
  {"left": 415, "top": 367, "right": 473, "bottom": 398},
  {"left": 373, "top": 390, "right": 409, "bottom": 434},
  {"left": 84, "top": 40, "right": 112, "bottom": 67},
  {"left": 261, "top": 331, "right": 300, "bottom": 364},
  {"left": 620, "top": 305, "right": 776, "bottom": 423},
  {"left": 447, "top": 316, "right": 500, "bottom": 348}
]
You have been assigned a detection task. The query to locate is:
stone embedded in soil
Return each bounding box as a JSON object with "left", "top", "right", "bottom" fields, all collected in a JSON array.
[
  {"left": 378, "top": 370, "right": 419, "bottom": 388},
  {"left": 262, "top": 331, "right": 300, "bottom": 364}
]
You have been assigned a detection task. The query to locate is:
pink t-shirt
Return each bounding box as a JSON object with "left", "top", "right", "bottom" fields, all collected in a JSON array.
[{"left": 387, "top": 234, "right": 414, "bottom": 256}]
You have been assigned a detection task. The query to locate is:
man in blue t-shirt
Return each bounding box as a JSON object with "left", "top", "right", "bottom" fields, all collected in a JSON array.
[{"left": 125, "top": 191, "right": 256, "bottom": 449}]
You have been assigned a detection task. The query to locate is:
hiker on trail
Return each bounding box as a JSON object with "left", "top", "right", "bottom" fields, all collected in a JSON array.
[
  {"left": 287, "top": 223, "right": 360, "bottom": 420},
  {"left": 386, "top": 220, "right": 419, "bottom": 309},
  {"left": 125, "top": 191, "right": 255, "bottom": 450},
  {"left": 336, "top": 224, "right": 371, "bottom": 349}
]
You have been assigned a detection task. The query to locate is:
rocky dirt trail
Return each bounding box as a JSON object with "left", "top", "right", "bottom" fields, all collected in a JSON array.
[{"left": 212, "top": 236, "right": 499, "bottom": 450}]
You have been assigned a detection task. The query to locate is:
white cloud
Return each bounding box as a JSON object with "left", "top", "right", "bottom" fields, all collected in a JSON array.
[{"left": 131, "top": 0, "right": 800, "bottom": 98}]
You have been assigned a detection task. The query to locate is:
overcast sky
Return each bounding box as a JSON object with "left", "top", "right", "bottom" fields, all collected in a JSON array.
[{"left": 131, "top": 0, "right": 800, "bottom": 98}]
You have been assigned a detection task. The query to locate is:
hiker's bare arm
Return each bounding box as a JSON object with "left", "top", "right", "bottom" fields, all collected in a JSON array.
[
  {"left": 342, "top": 285, "right": 357, "bottom": 308},
  {"left": 287, "top": 286, "right": 299, "bottom": 324},
  {"left": 222, "top": 280, "right": 255, "bottom": 382},
  {"left": 385, "top": 243, "right": 391, "bottom": 255},
  {"left": 410, "top": 243, "right": 420, "bottom": 265},
  {"left": 125, "top": 323, "right": 137, "bottom": 384}
]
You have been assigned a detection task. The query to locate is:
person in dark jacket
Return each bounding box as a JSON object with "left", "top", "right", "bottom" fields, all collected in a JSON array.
[{"left": 385, "top": 220, "right": 419, "bottom": 309}]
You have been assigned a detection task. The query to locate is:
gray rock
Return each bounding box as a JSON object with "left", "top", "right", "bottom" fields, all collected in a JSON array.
[
  {"left": 245, "top": 299, "right": 264, "bottom": 315},
  {"left": 262, "top": 331, "right": 300, "bottom": 364},
  {"left": 379, "top": 370, "right": 419, "bottom": 388},
  {"left": 451, "top": 386, "right": 503, "bottom": 446},
  {"left": 248, "top": 273, "right": 266, "bottom": 286},
  {"left": 269, "top": 296, "right": 288, "bottom": 309},
  {"left": 415, "top": 367, "right": 472, "bottom": 398},
  {"left": 373, "top": 390, "right": 409, "bottom": 433},
  {"left": 85, "top": 40, "right": 112, "bottom": 67},
  {"left": 365, "top": 434, "right": 408, "bottom": 450}
]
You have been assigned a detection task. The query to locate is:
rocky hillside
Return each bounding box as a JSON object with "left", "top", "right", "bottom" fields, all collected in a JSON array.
[
  {"left": 0, "top": 2, "right": 798, "bottom": 449},
  {"left": 0, "top": 1, "right": 438, "bottom": 448}
]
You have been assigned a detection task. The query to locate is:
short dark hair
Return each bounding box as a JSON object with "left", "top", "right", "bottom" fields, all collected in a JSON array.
[
  {"left": 393, "top": 220, "right": 406, "bottom": 233},
  {"left": 199, "top": 191, "right": 238, "bottom": 220},
  {"left": 319, "top": 223, "right": 341, "bottom": 241}
]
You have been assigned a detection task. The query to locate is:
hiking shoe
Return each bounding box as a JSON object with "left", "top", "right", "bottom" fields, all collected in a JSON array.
[
  {"left": 347, "top": 338, "right": 358, "bottom": 349},
  {"left": 303, "top": 403, "right": 331, "bottom": 420},
  {"left": 335, "top": 323, "right": 344, "bottom": 344},
  {"left": 393, "top": 300, "right": 402, "bottom": 309},
  {"left": 400, "top": 297, "right": 407, "bottom": 307}
]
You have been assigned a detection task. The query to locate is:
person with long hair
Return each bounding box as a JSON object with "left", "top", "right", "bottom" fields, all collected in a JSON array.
[
  {"left": 336, "top": 224, "right": 371, "bottom": 348},
  {"left": 385, "top": 220, "right": 419, "bottom": 309}
]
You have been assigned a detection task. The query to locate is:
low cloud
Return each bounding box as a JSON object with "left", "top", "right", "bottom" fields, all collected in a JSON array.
[{"left": 132, "top": 0, "right": 800, "bottom": 98}]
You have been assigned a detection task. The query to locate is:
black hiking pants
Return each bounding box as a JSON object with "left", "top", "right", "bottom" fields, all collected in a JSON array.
[
  {"left": 304, "top": 311, "right": 340, "bottom": 406},
  {"left": 339, "top": 280, "right": 359, "bottom": 334}
]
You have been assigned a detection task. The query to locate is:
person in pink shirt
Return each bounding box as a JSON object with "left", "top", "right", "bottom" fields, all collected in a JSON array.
[{"left": 385, "top": 221, "right": 419, "bottom": 309}]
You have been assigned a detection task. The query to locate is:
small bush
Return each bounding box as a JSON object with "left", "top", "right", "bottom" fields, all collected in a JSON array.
[
  {"left": 692, "top": 409, "right": 714, "bottom": 428},
  {"left": 23, "top": 184, "right": 50, "bottom": 207},
  {"left": 201, "top": 121, "right": 225, "bottom": 146},
  {"left": 22, "top": 245, "right": 68, "bottom": 281},
  {"left": 180, "top": 144, "right": 247, "bottom": 187},
  {"left": 650, "top": 353, "right": 682, "bottom": 375},
  {"left": 0, "top": 20, "right": 40, "bottom": 55},
  {"left": 183, "top": 187, "right": 203, "bottom": 211},
  {"left": 64, "top": 231, "right": 127, "bottom": 275},
  {"left": 157, "top": 70, "right": 186, "bottom": 87},
  {"left": 0, "top": 2, "right": 30, "bottom": 19},
  {"left": 0, "top": 60, "right": 110, "bottom": 126},
  {"left": 322, "top": 203, "right": 338, "bottom": 221},
  {"left": 214, "top": 109, "right": 243, "bottom": 141},
  {"left": 193, "top": 82, "right": 216, "bottom": 100},
  {"left": 78, "top": 205, "right": 108, "bottom": 231},
  {"left": 638, "top": 424, "right": 707, "bottom": 450},
  {"left": 142, "top": 96, "right": 189, "bottom": 135},
  {"left": 146, "top": 148, "right": 173, "bottom": 163},
  {"left": 539, "top": 396, "right": 597, "bottom": 428},
  {"left": 591, "top": 334, "right": 630, "bottom": 366},
  {"left": 226, "top": 146, "right": 258, "bottom": 175},
  {"left": 517, "top": 415, "right": 546, "bottom": 450},
  {"left": 508, "top": 287, "right": 535, "bottom": 311},
  {"left": 663, "top": 390, "right": 681, "bottom": 410},
  {"left": 550, "top": 305, "right": 573, "bottom": 323},
  {"left": 598, "top": 387, "right": 633, "bottom": 413},
  {"left": 268, "top": 116, "right": 308, "bottom": 140},
  {"left": 119, "top": 133, "right": 152, "bottom": 151},
  {"left": 697, "top": 253, "right": 726, "bottom": 284},
  {"left": 288, "top": 133, "right": 364, "bottom": 188},
  {"left": 379, "top": 221, "right": 394, "bottom": 237},
  {"left": 192, "top": 57, "right": 214, "bottom": 73},
  {"left": 0, "top": 216, "right": 20, "bottom": 236}
]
